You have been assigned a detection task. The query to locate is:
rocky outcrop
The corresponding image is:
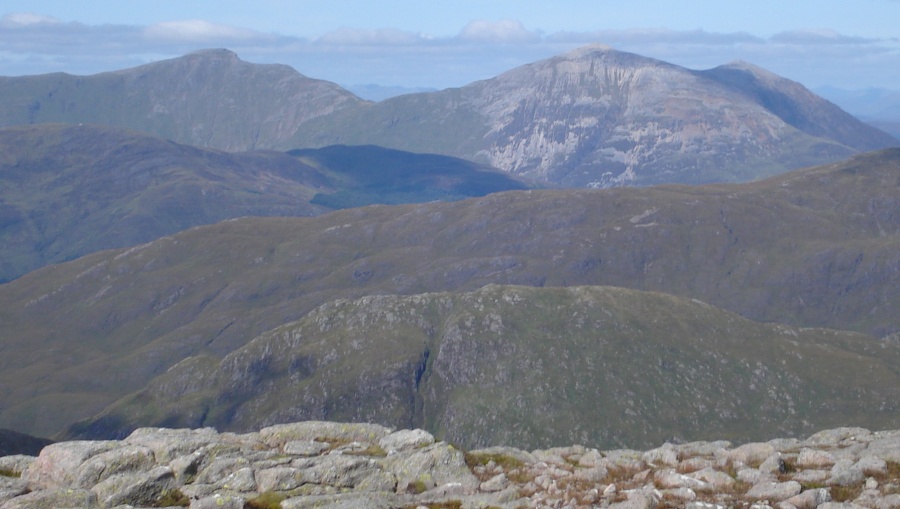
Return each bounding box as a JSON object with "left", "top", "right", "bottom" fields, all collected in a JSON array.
[{"left": 2, "top": 422, "right": 899, "bottom": 509}]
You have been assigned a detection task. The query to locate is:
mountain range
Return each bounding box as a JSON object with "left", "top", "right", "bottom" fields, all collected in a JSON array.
[
  {"left": 1, "top": 45, "right": 899, "bottom": 450},
  {"left": 1, "top": 47, "right": 895, "bottom": 188},
  {"left": 0, "top": 149, "right": 897, "bottom": 441},
  {"left": 0, "top": 124, "right": 528, "bottom": 282}
]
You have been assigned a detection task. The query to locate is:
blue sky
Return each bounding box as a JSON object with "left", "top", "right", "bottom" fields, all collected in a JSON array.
[{"left": 2, "top": 0, "right": 899, "bottom": 91}]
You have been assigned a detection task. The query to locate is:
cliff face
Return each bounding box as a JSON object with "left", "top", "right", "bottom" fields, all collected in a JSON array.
[{"left": 2, "top": 421, "right": 899, "bottom": 509}]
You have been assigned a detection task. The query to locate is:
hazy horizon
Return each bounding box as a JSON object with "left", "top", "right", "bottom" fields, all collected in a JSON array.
[{"left": 2, "top": 0, "right": 900, "bottom": 94}]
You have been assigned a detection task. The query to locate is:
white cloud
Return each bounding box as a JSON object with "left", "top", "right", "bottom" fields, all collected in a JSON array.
[
  {"left": 770, "top": 29, "right": 879, "bottom": 45},
  {"left": 457, "top": 20, "right": 540, "bottom": 44},
  {"left": 553, "top": 28, "right": 765, "bottom": 46},
  {"left": 0, "top": 12, "right": 61, "bottom": 27},
  {"left": 316, "top": 27, "right": 430, "bottom": 46},
  {"left": 143, "top": 20, "right": 264, "bottom": 42},
  {"left": 0, "top": 14, "right": 898, "bottom": 90}
]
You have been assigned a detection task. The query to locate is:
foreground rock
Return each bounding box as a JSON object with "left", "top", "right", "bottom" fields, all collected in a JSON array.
[{"left": 1, "top": 422, "right": 898, "bottom": 509}]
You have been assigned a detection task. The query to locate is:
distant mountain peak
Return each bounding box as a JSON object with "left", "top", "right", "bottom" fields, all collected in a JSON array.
[
  {"left": 185, "top": 48, "right": 239, "bottom": 60},
  {"left": 560, "top": 43, "right": 615, "bottom": 58},
  {"left": 715, "top": 59, "right": 784, "bottom": 82}
]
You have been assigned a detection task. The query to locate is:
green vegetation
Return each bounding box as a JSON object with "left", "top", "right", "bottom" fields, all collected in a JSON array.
[
  {"left": 401, "top": 502, "right": 462, "bottom": 509},
  {"left": 0, "top": 468, "right": 20, "bottom": 478},
  {"left": 464, "top": 452, "right": 525, "bottom": 471},
  {"left": 244, "top": 492, "right": 285, "bottom": 509},
  {"left": 831, "top": 483, "right": 865, "bottom": 503},
  {"left": 153, "top": 489, "right": 189, "bottom": 507},
  {"left": 63, "top": 284, "right": 900, "bottom": 451}
]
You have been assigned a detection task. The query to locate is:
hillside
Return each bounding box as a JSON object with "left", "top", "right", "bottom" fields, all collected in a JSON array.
[
  {"left": 0, "top": 149, "right": 896, "bottom": 438},
  {"left": 1, "top": 47, "right": 895, "bottom": 188},
  {"left": 0, "top": 124, "right": 529, "bottom": 282},
  {"left": 0, "top": 49, "right": 363, "bottom": 151},
  {"left": 69, "top": 285, "right": 900, "bottom": 450}
]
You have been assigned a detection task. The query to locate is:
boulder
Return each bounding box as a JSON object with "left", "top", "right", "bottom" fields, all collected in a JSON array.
[
  {"left": 797, "top": 448, "right": 836, "bottom": 469},
  {"left": 382, "top": 442, "right": 479, "bottom": 495},
  {"left": 378, "top": 429, "right": 435, "bottom": 455},
  {"left": 23, "top": 440, "right": 119, "bottom": 489},
  {"left": 780, "top": 487, "right": 831, "bottom": 509},
  {"left": 745, "top": 481, "right": 801, "bottom": 502},
  {"left": 90, "top": 465, "right": 176, "bottom": 508},
  {"left": 727, "top": 442, "right": 777, "bottom": 467},
  {"left": 73, "top": 444, "right": 156, "bottom": 488}
]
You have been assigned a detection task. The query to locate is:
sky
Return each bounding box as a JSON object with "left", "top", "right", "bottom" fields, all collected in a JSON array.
[{"left": 2, "top": 0, "right": 899, "bottom": 93}]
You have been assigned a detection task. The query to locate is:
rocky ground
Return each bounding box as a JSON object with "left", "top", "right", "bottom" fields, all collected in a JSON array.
[{"left": 0, "top": 421, "right": 898, "bottom": 509}]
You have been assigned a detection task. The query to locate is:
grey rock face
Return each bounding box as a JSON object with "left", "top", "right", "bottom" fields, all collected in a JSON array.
[
  {"left": 0, "top": 477, "right": 28, "bottom": 506},
  {"left": 73, "top": 444, "right": 156, "bottom": 488},
  {"left": 0, "top": 487, "right": 96, "bottom": 509}
]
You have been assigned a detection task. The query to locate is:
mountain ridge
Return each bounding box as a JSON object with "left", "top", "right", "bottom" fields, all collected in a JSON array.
[{"left": 0, "top": 48, "right": 363, "bottom": 151}]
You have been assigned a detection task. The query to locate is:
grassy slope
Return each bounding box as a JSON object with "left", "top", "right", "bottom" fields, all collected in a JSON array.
[
  {"left": 0, "top": 149, "right": 897, "bottom": 437},
  {"left": 71, "top": 285, "right": 900, "bottom": 450}
]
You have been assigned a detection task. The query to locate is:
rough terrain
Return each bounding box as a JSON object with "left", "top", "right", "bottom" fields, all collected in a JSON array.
[
  {"left": 1, "top": 421, "right": 898, "bottom": 509},
  {"left": 1, "top": 148, "right": 898, "bottom": 439}
]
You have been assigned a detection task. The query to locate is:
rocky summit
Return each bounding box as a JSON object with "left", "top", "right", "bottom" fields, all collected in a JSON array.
[{"left": 1, "top": 421, "right": 899, "bottom": 509}]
